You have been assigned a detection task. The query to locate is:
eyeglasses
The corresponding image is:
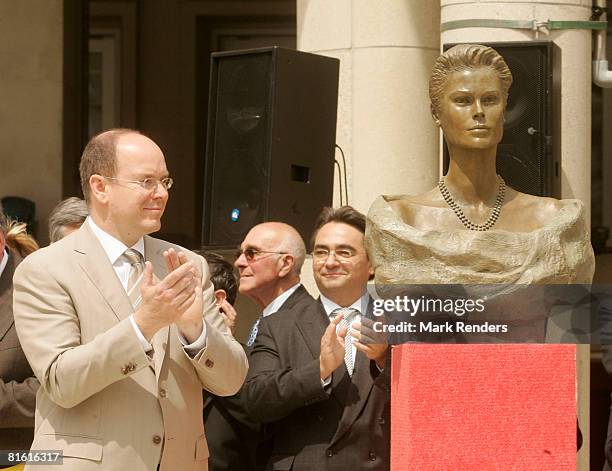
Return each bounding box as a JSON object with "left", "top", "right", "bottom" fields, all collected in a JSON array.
[
  {"left": 103, "top": 176, "right": 174, "bottom": 192},
  {"left": 312, "top": 248, "right": 356, "bottom": 264},
  {"left": 236, "top": 247, "right": 287, "bottom": 262}
]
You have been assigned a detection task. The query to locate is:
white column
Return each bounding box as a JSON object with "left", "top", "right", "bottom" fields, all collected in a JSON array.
[{"left": 297, "top": 0, "right": 441, "bottom": 213}]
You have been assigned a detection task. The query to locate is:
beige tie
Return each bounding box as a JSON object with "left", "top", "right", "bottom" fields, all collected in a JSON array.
[{"left": 122, "top": 248, "right": 144, "bottom": 309}]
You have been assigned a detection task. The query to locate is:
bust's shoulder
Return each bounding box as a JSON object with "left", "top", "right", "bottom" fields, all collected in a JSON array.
[
  {"left": 368, "top": 190, "right": 446, "bottom": 231},
  {"left": 505, "top": 191, "right": 584, "bottom": 229},
  {"left": 507, "top": 191, "right": 562, "bottom": 214}
]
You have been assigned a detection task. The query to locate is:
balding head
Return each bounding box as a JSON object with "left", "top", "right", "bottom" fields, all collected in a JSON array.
[
  {"left": 252, "top": 222, "right": 305, "bottom": 275},
  {"left": 79, "top": 128, "right": 141, "bottom": 204},
  {"left": 235, "top": 222, "right": 305, "bottom": 308}
]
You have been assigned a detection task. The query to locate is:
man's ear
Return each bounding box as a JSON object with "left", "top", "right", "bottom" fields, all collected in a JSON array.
[
  {"left": 214, "top": 289, "right": 227, "bottom": 306},
  {"left": 0, "top": 229, "right": 5, "bottom": 256},
  {"left": 277, "top": 254, "right": 295, "bottom": 278},
  {"left": 89, "top": 175, "right": 109, "bottom": 204}
]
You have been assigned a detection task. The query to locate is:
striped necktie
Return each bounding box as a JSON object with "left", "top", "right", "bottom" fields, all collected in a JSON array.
[
  {"left": 331, "top": 308, "right": 359, "bottom": 377},
  {"left": 246, "top": 316, "right": 263, "bottom": 347},
  {"left": 122, "top": 248, "right": 144, "bottom": 309}
]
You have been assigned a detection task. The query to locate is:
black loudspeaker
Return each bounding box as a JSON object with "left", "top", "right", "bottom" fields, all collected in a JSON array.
[
  {"left": 443, "top": 41, "right": 559, "bottom": 197},
  {"left": 202, "top": 47, "right": 339, "bottom": 248}
]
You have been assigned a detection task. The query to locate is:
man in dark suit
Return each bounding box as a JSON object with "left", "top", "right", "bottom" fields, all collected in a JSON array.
[
  {"left": 245, "top": 206, "right": 390, "bottom": 470},
  {"left": 0, "top": 212, "right": 39, "bottom": 466},
  {"left": 203, "top": 222, "right": 314, "bottom": 471}
]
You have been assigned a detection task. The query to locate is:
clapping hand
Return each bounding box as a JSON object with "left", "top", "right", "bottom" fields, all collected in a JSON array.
[
  {"left": 164, "top": 248, "right": 204, "bottom": 344},
  {"left": 319, "top": 314, "right": 347, "bottom": 380},
  {"left": 133, "top": 248, "right": 198, "bottom": 341},
  {"left": 351, "top": 317, "right": 388, "bottom": 369}
]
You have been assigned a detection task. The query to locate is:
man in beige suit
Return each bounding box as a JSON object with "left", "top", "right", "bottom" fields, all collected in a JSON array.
[{"left": 13, "top": 129, "right": 248, "bottom": 470}]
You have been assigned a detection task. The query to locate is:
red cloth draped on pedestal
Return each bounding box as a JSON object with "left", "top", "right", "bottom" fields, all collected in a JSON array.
[{"left": 390, "top": 344, "right": 576, "bottom": 470}]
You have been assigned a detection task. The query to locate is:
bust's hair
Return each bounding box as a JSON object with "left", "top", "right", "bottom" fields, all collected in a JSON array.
[
  {"left": 0, "top": 211, "right": 39, "bottom": 257},
  {"left": 429, "top": 44, "right": 513, "bottom": 116}
]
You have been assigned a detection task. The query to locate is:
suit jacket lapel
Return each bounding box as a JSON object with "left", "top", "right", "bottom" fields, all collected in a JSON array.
[
  {"left": 294, "top": 299, "right": 327, "bottom": 360},
  {"left": 75, "top": 225, "right": 168, "bottom": 380},
  {"left": 279, "top": 285, "right": 310, "bottom": 311},
  {"left": 75, "top": 223, "right": 134, "bottom": 323},
  {"left": 330, "top": 298, "right": 377, "bottom": 446},
  {"left": 144, "top": 236, "right": 170, "bottom": 381},
  {"left": 0, "top": 251, "right": 19, "bottom": 341},
  {"left": 297, "top": 300, "right": 348, "bottom": 408}
]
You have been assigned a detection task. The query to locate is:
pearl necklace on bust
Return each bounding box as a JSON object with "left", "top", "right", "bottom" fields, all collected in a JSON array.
[{"left": 438, "top": 175, "right": 506, "bottom": 231}]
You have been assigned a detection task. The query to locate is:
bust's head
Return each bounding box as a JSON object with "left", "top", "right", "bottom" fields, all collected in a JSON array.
[
  {"left": 429, "top": 44, "right": 513, "bottom": 118},
  {"left": 429, "top": 44, "right": 513, "bottom": 151}
]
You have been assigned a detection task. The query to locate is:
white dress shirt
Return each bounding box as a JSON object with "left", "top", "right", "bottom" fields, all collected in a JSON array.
[
  {"left": 87, "top": 217, "right": 207, "bottom": 354},
  {"left": 263, "top": 283, "right": 301, "bottom": 317}
]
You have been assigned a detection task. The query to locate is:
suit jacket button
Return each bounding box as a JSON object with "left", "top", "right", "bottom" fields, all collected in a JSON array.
[
  {"left": 153, "top": 435, "right": 162, "bottom": 445},
  {"left": 205, "top": 359, "right": 214, "bottom": 368},
  {"left": 326, "top": 449, "right": 334, "bottom": 457},
  {"left": 159, "top": 388, "right": 167, "bottom": 398},
  {"left": 317, "top": 415, "right": 324, "bottom": 422},
  {"left": 369, "top": 452, "right": 376, "bottom": 461},
  {"left": 121, "top": 366, "right": 128, "bottom": 375},
  {"left": 378, "top": 417, "right": 386, "bottom": 425}
]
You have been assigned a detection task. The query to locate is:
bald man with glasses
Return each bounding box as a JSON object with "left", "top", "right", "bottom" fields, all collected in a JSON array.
[
  {"left": 234, "top": 222, "right": 314, "bottom": 347},
  {"left": 197, "top": 222, "right": 314, "bottom": 471},
  {"left": 13, "top": 129, "right": 247, "bottom": 471}
]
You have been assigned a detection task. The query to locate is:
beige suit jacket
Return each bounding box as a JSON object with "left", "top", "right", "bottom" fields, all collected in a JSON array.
[{"left": 12, "top": 223, "right": 248, "bottom": 471}]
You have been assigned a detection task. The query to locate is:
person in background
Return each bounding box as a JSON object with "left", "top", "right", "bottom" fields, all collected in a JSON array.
[
  {"left": 0, "top": 212, "right": 39, "bottom": 469},
  {"left": 235, "top": 222, "right": 313, "bottom": 348},
  {"left": 197, "top": 250, "right": 259, "bottom": 471},
  {"left": 48, "top": 197, "right": 88, "bottom": 243},
  {"left": 200, "top": 252, "right": 239, "bottom": 334}
]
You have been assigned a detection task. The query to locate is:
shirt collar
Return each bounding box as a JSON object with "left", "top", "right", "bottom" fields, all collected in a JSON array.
[
  {"left": 87, "top": 217, "right": 145, "bottom": 264},
  {"left": 320, "top": 290, "right": 370, "bottom": 318},
  {"left": 262, "top": 283, "right": 301, "bottom": 317},
  {"left": 0, "top": 249, "right": 8, "bottom": 278}
]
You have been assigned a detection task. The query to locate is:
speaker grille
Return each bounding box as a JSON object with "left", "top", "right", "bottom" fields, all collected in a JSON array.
[{"left": 209, "top": 53, "right": 273, "bottom": 246}]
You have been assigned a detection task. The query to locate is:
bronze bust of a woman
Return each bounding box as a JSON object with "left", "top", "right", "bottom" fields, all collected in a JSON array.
[{"left": 366, "top": 44, "right": 594, "bottom": 288}]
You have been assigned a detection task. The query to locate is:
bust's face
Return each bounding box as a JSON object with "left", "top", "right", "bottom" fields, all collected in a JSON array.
[{"left": 435, "top": 66, "right": 506, "bottom": 151}]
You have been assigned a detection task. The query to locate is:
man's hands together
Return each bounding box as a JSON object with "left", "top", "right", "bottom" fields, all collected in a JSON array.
[
  {"left": 319, "top": 315, "right": 389, "bottom": 379},
  {"left": 133, "top": 248, "right": 203, "bottom": 342}
]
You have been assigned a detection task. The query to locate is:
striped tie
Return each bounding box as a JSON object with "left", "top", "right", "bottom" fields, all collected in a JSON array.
[
  {"left": 331, "top": 308, "right": 359, "bottom": 377},
  {"left": 122, "top": 248, "right": 144, "bottom": 309},
  {"left": 246, "top": 316, "right": 263, "bottom": 347}
]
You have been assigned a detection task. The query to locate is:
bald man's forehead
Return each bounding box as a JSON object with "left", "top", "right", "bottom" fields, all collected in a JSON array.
[
  {"left": 244, "top": 225, "right": 283, "bottom": 249},
  {"left": 116, "top": 133, "right": 162, "bottom": 154}
]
